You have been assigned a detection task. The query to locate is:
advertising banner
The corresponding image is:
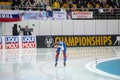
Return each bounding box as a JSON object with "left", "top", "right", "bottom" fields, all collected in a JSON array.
[
  {"left": 22, "top": 11, "right": 53, "bottom": 20},
  {"left": 72, "top": 11, "right": 93, "bottom": 19},
  {"left": 36, "top": 35, "right": 120, "bottom": 48},
  {"left": 0, "top": 14, "right": 21, "bottom": 22},
  {"left": 22, "top": 11, "right": 43, "bottom": 20},
  {"left": 21, "top": 36, "right": 36, "bottom": 48},
  {"left": 0, "top": 36, "right": 36, "bottom": 50},
  {"left": 0, "top": 10, "right": 94, "bottom": 21},
  {"left": 5, "top": 36, "right": 19, "bottom": 49},
  {"left": 0, "top": 37, "right": 2, "bottom": 49},
  {"left": 53, "top": 11, "right": 67, "bottom": 20},
  {"left": 0, "top": 10, "right": 22, "bottom": 22}
]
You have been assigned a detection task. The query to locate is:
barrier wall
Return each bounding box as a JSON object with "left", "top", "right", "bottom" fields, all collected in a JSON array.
[
  {"left": 1, "top": 20, "right": 120, "bottom": 36},
  {"left": 36, "top": 35, "right": 120, "bottom": 48},
  {"left": 0, "top": 35, "right": 120, "bottom": 49}
]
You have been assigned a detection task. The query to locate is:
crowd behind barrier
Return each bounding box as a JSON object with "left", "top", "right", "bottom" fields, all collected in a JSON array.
[
  {"left": 1, "top": 0, "right": 120, "bottom": 9},
  {"left": 0, "top": 9, "right": 120, "bottom": 20},
  {"left": 0, "top": 0, "right": 120, "bottom": 19}
]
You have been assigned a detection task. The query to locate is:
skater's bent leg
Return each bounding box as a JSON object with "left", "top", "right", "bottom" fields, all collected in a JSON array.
[
  {"left": 63, "top": 51, "right": 66, "bottom": 62},
  {"left": 55, "top": 48, "right": 60, "bottom": 63},
  {"left": 55, "top": 52, "right": 59, "bottom": 63},
  {"left": 63, "top": 50, "right": 66, "bottom": 66}
]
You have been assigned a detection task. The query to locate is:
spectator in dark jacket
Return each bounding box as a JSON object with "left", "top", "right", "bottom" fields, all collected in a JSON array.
[{"left": 12, "top": 24, "right": 19, "bottom": 36}]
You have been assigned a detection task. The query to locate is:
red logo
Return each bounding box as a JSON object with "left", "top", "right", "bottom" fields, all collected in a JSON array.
[
  {"left": 5, "top": 37, "right": 19, "bottom": 49},
  {"left": 22, "top": 36, "right": 36, "bottom": 48}
]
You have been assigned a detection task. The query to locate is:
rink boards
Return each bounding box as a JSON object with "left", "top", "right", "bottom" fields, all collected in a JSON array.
[
  {"left": 0, "top": 35, "right": 120, "bottom": 49},
  {"left": 36, "top": 35, "right": 120, "bottom": 48}
]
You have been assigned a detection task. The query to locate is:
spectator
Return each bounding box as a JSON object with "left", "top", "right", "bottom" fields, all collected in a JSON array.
[
  {"left": 53, "top": 0, "right": 60, "bottom": 11},
  {"left": 19, "top": 0, "right": 25, "bottom": 10},
  {"left": 72, "top": 4, "right": 77, "bottom": 11},
  {"left": 80, "top": 6, "right": 85, "bottom": 11},
  {"left": 87, "top": 2, "right": 92, "bottom": 8},
  {"left": 18, "top": 25, "right": 24, "bottom": 36},
  {"left": 63, "top": 2, "right": 68, "bottom": 8},
  {"left": 43, "top": 2, "right": 47, "bottom": 11},
  {"left": 109, "top": 6, "right": 114, "bottom": 14},
  {"left": 25, "top": 0, "right": 31, "bottom": 10},
  {"left": 59, "top": 0, "right": 64, "bottom": 7},
  {"left": 77, "top": 0, "right": 81, "bottom": 8},
  {"left": 68, "top": 1, "right": 73, "bottom": 11},
  {"left": 60, "top": 6, "right": 66, "bottom": 12},
  {"left": 91, "top": 0, "right": 96, "bottom": 8},
  {"left": 118, "top": 0, "right": 120, "bottom": 8},
  {"left": 46, "top": 6, "right": 53, "bottom": 18},
  {"left": 23, "top": 26, "right": 32, "bottom": 35},
  {"left": 12, "top": 24, "right": 19, "bottom": 36},
  {"left": 30, "top": 0, "right": 37, "bottom": 10},
  {"left": 109, "top": 0, "right": 117, "bottom": 8},
  {"left": 95, "top": 2, "right": 101, "bottom": 8},
  {"left": 100, "top": 0, "right": 106, "bottom": 8},
  {"left": 36, "top": 0, "right": 42, "bottom": 10},
  {"left": 11, "top": 0, "right": 21, "bottom": 10},
  {"left": 62, "top": 0, "right": 67, "bottom": 4}
]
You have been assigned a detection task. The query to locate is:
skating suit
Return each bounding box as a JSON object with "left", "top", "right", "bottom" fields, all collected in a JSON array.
[{"left": 55, "top": 41, "right": 66, "bottom": 62}]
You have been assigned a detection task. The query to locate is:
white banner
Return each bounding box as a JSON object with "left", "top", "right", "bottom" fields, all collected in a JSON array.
[
  {"left": 72, "top": 11, "right": 93, "bottom": 19},
  {"left": 53, "top": 11, "right": 67, "bottom": 20}
]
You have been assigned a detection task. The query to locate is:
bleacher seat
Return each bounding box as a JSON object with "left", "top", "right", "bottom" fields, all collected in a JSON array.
[{"left": 0, "top": 1, "right": 12, "bottom": 10}]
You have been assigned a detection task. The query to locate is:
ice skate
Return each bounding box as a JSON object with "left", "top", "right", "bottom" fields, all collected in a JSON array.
[
  {"left": 63, "top": 62, "right": 66, "bottom": 67},
  {"left": 55, "top": 62, "right": 57, "bottom": 67}
]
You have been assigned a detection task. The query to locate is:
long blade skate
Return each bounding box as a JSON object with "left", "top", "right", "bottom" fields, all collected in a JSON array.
[
  {"left": 55, "top": 63, "right": 57, "bottom": 67},
  {"left": 63, "top": 62, "right": 66, "bottom": 67}
]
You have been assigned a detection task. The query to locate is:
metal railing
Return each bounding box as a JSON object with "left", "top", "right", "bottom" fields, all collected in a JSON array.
[{"left": 0, "top": 6, "right": 120, "bottom": 19}]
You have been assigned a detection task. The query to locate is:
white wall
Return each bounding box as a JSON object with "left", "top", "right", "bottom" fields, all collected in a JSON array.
[
  {"left": 62, "top": 20, "right": 74, "bottom": 35},
  {"left": 96, "top": 20, "right": 107, "bottom": 34},
  {"left": 73, "top": 20, "right": 84, "bottom": 35},
  {"left": 84, "top": 20, "right": 96, "bottom": 35},
  {"left": 51, "top": 20, "right": 62, "bottom": 35},
  {"left": 107, "top": 20, "right": 119, "bottom": 34},
  {"left": 2, "top": 20, "right": 120, "bottom": 36}
]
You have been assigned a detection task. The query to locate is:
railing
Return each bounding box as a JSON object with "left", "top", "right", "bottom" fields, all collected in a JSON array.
[
  {"left": 89, "top": 8, "right": 120, "bottom": 19},
  {"left": 0, "top": 6, "right": 120, "bottom": 19}
]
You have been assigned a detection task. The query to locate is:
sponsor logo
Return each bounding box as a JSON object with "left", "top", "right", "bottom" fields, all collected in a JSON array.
[
  {"left": 54, "top": 36, "right": 112, "bottom": 46},
  {"left": 114, "top": 36, "right": 120, "bottom": 45},
  {"left": 5, "top": 36, "right": 19, "bottom": 49},
  {"left": 0, "top": 14, "right": 13, "bottom": 18},
  {"left": 21, "top": 36, "right": 36, "bottom": 48},
  {"left": 45, "top": 36, "right": 54, "bottom": 48}
]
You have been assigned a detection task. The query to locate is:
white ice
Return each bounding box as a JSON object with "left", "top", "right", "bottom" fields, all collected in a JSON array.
[{"left": 0, "top": 47, "right": 120, "bottom": 80}]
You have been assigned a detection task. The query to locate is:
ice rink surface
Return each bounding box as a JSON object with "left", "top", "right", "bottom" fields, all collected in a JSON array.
[{"left": 0, "top": 47, "right": 120, "bottom": 80}]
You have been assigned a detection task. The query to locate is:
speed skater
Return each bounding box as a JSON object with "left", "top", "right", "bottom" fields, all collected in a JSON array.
[{"left": 54, "top": 41, "right": 66, "bottom": 67}]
